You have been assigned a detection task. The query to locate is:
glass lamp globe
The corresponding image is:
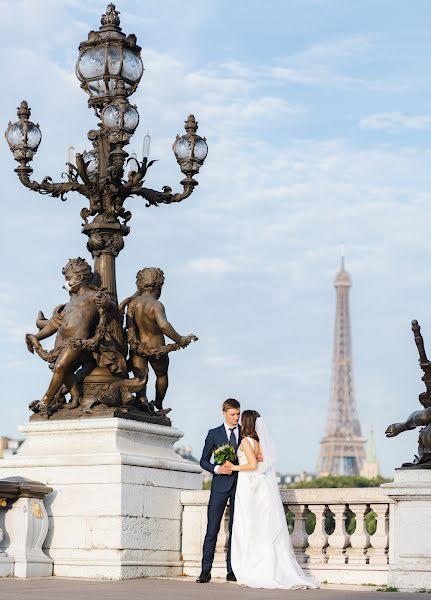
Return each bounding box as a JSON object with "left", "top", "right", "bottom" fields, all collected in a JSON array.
[
  {"left": 5, "top": 101, "right": 42, "bottom": 161},
  {"left": 173, "top": 115, "right": 208, "bottom": 175},
  {"left": 83, "top": 150, "right": 98, "bottom": 180},
  {"left": 102, "top": 100, "right": 139, "bottom": 134},
  {"left": 76, "top": 5, "right": 144, "bottom": 107}
]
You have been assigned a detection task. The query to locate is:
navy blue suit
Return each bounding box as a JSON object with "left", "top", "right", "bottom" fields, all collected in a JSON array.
[{"left": 200, "top": 424, "right": 242, "bottom": 573}]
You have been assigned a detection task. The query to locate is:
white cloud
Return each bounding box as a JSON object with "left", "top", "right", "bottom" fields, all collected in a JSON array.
[
  {"left": 203, "top": 355, "right": 242, "bottom": 367},
  {"left": 185, "top": 257, "right": 237, "bottom": 275},
  {"left": 238, "top": 365, "right": 329, "bottom": 379},
  {"left": 299, "top": 34, "right": 377, "bottom": 61},
  {"left": 360, "top": 112, "right": 431, "bottom": 132}
]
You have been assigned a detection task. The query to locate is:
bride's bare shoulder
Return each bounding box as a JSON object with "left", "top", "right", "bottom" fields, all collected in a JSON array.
[
  {"left": 240, "top": 437, "right": 252, "bottom": 449},
  {"left": 241, "top": 436, "right": 257, "bottom": 451}
]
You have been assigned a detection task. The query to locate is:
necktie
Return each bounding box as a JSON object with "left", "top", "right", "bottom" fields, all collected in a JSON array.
[{"left": 229, "top": 427, "right": 238, "bottom": 451}]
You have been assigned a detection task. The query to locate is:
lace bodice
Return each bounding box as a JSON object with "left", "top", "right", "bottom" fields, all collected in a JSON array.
[{"left": 237, "top": 436, "right": 255, "bottom": 465}]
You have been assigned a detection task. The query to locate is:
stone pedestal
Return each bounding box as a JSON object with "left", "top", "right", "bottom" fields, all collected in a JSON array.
[
  {"left": 383, "top": 469, "right": 431, "bottom": 592},
  {"left": 0, "top": 418, "right": 202, "bottom": 579}
]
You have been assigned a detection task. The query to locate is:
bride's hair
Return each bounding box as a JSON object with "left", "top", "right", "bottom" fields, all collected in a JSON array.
[{"left": 241, "top": 410, "right": 261, "bottom": 441}]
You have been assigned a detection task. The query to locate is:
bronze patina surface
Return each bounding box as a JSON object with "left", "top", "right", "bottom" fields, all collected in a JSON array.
[
  {"left": 5, "top": 4, "right": 207, "bottom": 425},
  {"left": 120, "top": 268, "right": 198, "bottom": 416},
  {"left": 386, "top": 320, "right": 431, "bottom": 467}
]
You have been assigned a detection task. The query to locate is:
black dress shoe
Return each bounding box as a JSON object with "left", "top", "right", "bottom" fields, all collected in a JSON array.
[
  {"left": 196, "top": 571, "right": 211, "bottom": 583},
  {"left": 226, "top": 572, "right": 237, "bottom": 582}
]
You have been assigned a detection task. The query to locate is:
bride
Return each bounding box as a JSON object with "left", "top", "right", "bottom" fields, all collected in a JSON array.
[{"left": 225, "top": 410, "right": 319, "bottom": 589}]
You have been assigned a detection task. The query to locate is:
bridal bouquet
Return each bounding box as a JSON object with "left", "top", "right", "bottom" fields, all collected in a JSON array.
[{"left": 214, "top": 444, "right": 236, "bottom": 465}]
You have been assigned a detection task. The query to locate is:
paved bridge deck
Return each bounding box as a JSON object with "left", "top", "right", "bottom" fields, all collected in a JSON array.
[{"left": 0, "top": 577, "right": 425, "bottom": 600}]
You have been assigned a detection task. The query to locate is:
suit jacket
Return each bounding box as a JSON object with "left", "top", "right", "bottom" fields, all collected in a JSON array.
[{"left": 200, "top": 424, "right": 242, "bottom": 493}]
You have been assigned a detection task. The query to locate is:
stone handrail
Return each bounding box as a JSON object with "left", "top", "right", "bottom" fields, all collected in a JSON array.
[
  {"left": 181, "top": 487, "right": 392, "bottom": 585},
  {"left": 0, "top": 477, "right": 53, "bottom": 578}
]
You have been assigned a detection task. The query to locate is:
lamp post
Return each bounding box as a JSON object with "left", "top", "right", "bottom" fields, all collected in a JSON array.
[
  {"left": 5, "top": 2, "right": 207, "bottom": 301},
  {"left": 5, "top": 3, "right": 207, "bottom": 423}
]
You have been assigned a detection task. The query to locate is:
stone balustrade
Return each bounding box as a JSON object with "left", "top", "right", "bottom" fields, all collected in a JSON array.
[
  {"left": 0, "top": 477, "right": 53, "bottom": 577},
  {"left": 181, "top": 487, "right": 392, "bottom": 585}
]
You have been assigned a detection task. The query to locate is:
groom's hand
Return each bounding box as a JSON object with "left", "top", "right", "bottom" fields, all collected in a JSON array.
[
  {"left": 257, "top": 453, "right": 263, "bottom": 462},
  {"left": 218, "top": 464, "right": 232, "bottom": 475}
]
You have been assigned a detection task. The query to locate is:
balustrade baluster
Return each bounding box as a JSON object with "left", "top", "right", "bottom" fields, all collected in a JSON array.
[
  {"left": 288, "top": 504, "right": 308, "bottom": 564},
  {"left": 368, "top": 504, "right": 389, "bottom": 565},
  {"left": 347, "top": 503, "right": 370, "bottom": 565},
  {"left": 181, "top": 500, "right": 207, "bottom": 572},
  {"left": 305, "top": 504, "right": 328, "bottom": 565},
  {"left": 326, "top": 504, "right": 350, "bottom": 565},
  {"left": 215, "top": 507, "right": 229, "bottom": 559}
]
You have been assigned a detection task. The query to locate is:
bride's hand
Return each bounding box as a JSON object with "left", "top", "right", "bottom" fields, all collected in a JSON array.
[
  {"left": 257, "top": 453, "right": 263, "bottom": 463},
  {"left": 218, "top": 464, "right": 232, "bottom": 475},
  {"left": 224, "top": 460, "right": 238, "bottom": 472}
]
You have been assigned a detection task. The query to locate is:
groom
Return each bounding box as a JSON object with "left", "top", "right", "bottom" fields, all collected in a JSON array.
[{"left": 196, "top": 398, "right": 241, "bottom": 583}]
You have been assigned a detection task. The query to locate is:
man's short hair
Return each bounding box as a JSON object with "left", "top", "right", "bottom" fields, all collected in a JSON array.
[{"left": 223, "top": 398, "right": 240, "bottom": 412}]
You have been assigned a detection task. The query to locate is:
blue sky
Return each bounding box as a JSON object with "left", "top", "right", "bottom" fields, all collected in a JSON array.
[{"left": 2, "top": 0, "right": 431, "bottom": 476}]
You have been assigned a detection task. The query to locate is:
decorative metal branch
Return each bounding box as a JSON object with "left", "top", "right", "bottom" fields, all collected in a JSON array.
[{"left": 15, "top": 163, "right": 89, "bottom": 202}]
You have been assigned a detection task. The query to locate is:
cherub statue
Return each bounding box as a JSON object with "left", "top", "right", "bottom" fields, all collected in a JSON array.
[
  {"left": 120, "top": 268, "right": 197, "bottom": 416},
  {"left": 26, "top": 258, "right": 127, "bottom": 414},
  {"left": 386, "top": 320, "right": 431, "bottom": 467}
]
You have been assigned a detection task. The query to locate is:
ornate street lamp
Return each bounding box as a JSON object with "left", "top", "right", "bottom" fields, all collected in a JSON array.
[
  {"left": 5, "top": 4, "right": 207, "bottom": 423},
  {"left": 76, "top": 3, "right": 144, "bottom": 107},
  {"left": 5, "top": 3, "right": 207, "bottom": 301}
]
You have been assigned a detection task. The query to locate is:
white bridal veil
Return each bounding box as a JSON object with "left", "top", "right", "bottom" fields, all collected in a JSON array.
[
  {"left": 251, "top": 415, "right": 320, "bottom": 588},
  {"left": 255, "top": 416, "right": 277, "bottom": 473},
  {"left": 231, "top": 414, "right": 320, "bottom": 588}
]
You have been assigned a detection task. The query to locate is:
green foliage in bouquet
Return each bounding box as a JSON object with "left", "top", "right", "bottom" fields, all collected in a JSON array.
[{"left": 214, "top": 444, "right": 236, "bottom": 465}]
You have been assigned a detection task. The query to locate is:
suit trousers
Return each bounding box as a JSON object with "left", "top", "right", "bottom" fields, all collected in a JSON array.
[{"left": 201, "top": 484, "right": 236, "bottom": 573}]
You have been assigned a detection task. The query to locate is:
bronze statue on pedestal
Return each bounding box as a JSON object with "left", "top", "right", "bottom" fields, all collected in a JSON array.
[
  {"left": 5, "top": 4, "right": 207, "bottom": 426},
  {"left": 386, "top": 320, "right": 431, "bottom": 467}
]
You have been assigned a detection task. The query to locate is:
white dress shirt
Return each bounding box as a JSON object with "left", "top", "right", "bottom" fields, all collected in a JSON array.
[{"left": 214, "top": 423, "right": 239, "bottom": 475}]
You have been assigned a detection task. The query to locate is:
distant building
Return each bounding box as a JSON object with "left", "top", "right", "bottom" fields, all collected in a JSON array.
[
  {"left": 277, "top": 471, "right": 316, "bottom": 487},
  {"left": 360, "top": 427, "right": 381, "bottom": 479},
  {"left": 0, "top": 436, "right": 23, "bottom": 458},
  {"left": 175, "top": 445, "right": 199, "bottom": 464}
]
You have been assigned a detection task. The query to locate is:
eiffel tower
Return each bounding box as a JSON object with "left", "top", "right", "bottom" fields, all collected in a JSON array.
[{"left": 316, "top": 251, "right": 366, "bottom": 476}]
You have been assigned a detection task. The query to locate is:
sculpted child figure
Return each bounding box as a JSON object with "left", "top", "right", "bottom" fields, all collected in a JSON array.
[
  {"left": 26, "top": 257, "right": 126, "bottom": 413},
  {"left": 123, "top": 267, "right": 196, "bottom": 413}
]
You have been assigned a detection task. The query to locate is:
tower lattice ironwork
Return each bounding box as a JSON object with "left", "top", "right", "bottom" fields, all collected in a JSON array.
[{"left": 316, "top": 254, "right": 366, "bottom": 476}]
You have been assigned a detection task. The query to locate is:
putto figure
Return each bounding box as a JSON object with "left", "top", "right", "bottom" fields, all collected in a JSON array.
[
  {"left": 26, "top": 258, "right": 127, "bottom": 415},
  {"left": 121, "top": 268, "right": 197, "bottom": 415}
]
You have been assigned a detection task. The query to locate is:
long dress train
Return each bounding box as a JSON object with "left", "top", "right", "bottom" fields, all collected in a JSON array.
[{"left": 231, "top": 436, "right": 319, "bottom": 589}]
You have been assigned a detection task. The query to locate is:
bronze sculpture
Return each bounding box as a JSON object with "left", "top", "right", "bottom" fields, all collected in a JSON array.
[
  {"left": 25, "top": 258, "right": 127, "bottom": 416},
  {"left": 121, "top": 268, "right": 198, "bottom": 416},
  {"left": 386, "top": 320, "right": 431, "bottom": 467},
  {"left": 5, "top": 4, "right": 207, "bottom": 425}
]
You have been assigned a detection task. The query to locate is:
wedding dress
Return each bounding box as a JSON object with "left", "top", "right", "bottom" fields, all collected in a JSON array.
[{"left": 230, "top": 418, "right": 319, "bottom": 589}]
